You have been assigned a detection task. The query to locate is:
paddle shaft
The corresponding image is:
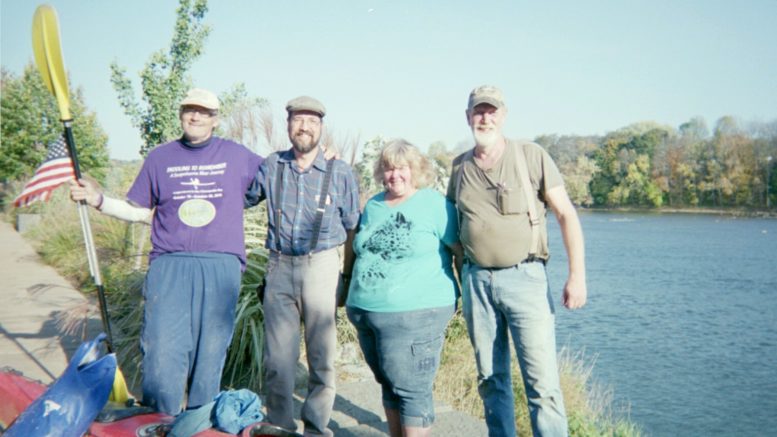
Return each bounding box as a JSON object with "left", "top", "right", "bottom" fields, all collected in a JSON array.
[{"left": 63, "top": 121, "right": 115, "bottom": 352}]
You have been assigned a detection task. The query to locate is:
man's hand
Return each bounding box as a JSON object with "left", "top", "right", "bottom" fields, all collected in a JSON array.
[
  {"left": 562, "top": 274, "right": 587, "bottom": 310},
  {"left": 68, "top": 178, "right": 102, "bottom": 208}
]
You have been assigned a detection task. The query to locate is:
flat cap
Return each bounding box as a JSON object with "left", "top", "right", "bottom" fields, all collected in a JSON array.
[
  {"left": 467, "top": 85, "right": 505, "bottom": 111},
  {"left": 286, "top": 95, "right": 326, "bottom": 118},
  {"left": 180, "top": 88, "right": 220, "bottom": 111}
]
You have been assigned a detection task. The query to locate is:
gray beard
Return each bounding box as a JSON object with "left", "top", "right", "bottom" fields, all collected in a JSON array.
[{"left": 291, "top": 137, "right": 319, "bottom": 154}]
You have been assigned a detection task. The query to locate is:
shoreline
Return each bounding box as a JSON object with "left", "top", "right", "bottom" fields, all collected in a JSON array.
[{"left": 580, "top": 206, "right": 777, "bottom": 219}]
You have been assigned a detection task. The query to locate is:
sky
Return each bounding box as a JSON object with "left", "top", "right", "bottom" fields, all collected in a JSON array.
[{"left": 2, "top": 0, "right": 777, "bottom": 161}]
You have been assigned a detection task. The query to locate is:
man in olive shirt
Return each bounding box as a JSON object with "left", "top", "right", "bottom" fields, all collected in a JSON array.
[{"left": 448, "top": 85, "right": 587, "bottom": 437}]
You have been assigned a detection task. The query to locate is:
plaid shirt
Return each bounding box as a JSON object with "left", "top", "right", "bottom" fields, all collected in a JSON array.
[{"left": 246, "top": 148, "right": 360, "bottom": 256}]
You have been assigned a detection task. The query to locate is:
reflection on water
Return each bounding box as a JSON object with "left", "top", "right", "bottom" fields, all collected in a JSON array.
[{"left": 547, "top": 212, "right": 777, "bottom": 436}]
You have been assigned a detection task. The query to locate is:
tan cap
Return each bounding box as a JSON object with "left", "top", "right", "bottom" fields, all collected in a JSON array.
[
  {"left": 286, "top": 95, "right": 326, "bottom": 118},
  {"left": 468, "top": 85, "right": 505, "bottom": 111},
  {"left": 180, "top": 88, "right": 220, "bottom": 111}
]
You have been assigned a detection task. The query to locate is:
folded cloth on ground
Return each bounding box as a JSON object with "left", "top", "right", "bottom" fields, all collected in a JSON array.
[{"left": 169, "top": 389, "right": 264, "bottom": 436}]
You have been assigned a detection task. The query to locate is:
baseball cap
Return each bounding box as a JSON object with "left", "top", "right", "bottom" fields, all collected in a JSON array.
[
  {"left": 468, "top": 85, "right": 505, "bottom": 111},
  {"left": 286, "top": 96, "right": 326, "bottom": 118},
  {"left": 180, "top": 88, "right": 220, "bottom": 111}
]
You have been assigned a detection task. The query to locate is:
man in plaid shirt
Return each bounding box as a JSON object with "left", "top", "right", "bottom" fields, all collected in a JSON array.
[{"left": 245, "top": 96, "right": 360, "bottom": 437}]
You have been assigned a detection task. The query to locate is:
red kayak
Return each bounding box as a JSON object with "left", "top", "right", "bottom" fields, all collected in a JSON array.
[{"left": 0, "top": 370, "right": 301, "bottom": 437}]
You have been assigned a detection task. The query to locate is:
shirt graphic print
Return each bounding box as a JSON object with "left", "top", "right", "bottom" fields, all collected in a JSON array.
[
  {"left": 167, "top": 162, "right": 227, "bottom": 227},
  {"left": 360, "top": 211, "right": 413, "bottom": 283}
]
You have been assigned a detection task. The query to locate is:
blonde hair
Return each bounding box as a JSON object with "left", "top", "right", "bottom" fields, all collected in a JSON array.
[{"left": 373, "top": 139, "right": 433, "bottom": 189}]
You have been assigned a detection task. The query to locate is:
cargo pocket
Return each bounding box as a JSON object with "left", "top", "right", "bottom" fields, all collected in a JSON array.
[{"left": 411, "top": 334, "right": 444, "bottom": 374}]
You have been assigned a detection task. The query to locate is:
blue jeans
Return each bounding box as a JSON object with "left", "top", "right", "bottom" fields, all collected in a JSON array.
[
  {"left": 463, "top": 260, "right": 567, "bottom": 437},
  {"left": 141, "top": 252, "right": 240, "bottom": 415},
  {"left": 347, "top": 305, "right": 454, "bottom": 428}
]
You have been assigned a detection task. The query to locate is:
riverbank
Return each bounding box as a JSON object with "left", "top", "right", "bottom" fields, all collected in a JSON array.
[{"left": 583, "top": 206, "right": 777, "bottom": 218}]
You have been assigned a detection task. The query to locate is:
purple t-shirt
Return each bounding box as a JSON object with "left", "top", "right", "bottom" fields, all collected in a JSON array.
[{"left": 127, "top": 137, "right": 263, "bottom": 266}]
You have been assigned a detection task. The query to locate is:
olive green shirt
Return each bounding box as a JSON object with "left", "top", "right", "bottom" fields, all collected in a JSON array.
[{"left": 447, "top": 140, "right": 564, "bottom": 268}]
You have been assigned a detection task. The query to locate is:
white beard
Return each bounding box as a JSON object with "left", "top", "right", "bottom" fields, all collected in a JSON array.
[{"left": 473, "top": 128, "right": 501, "bottom": 149}]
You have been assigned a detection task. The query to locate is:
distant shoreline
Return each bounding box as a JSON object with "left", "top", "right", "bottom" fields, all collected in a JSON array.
[{"left": 580, "top": 206, "right": 777, "bottom": 219}]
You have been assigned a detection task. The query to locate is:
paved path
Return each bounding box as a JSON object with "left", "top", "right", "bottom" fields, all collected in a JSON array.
[
  {"left": 0, "top": 220, "right": 99, "bottom": 383},
  {"left": 0, "top": 219, "right": 486, "bottom": 435}
]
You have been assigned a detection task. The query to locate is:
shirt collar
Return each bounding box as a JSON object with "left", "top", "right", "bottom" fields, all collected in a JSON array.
[
  {"left": 278, "top": 147, "right": 328, "bottom": 171},
  {"left": 180, "top": 135, "right": 217, "bottom": 149}
]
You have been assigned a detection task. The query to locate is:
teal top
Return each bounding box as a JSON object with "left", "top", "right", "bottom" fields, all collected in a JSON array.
[{"left": 346, "top": 188, "right": 459, "bottom": 312}]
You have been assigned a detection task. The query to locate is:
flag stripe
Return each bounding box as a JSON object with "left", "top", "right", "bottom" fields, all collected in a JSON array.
[
  {"left": 20, "top": 166, "right": 75, "bottom": 188},
  {"left": 13, "top": 136, "right": 76, "bottom": 208},
  {"left": 14, "top": 173, "right": 75, "bottom": 199}
]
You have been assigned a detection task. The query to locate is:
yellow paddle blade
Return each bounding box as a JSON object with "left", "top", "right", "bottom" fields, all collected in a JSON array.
[
  {"left": 109, "top": 367, "right": 130, "bottom": 404},
  {"left": 32, "top": 5, "right": 72, "bottom": 121}
]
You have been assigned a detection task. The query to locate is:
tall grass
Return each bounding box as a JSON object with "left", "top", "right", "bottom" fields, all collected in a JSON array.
[{"left": 434, "top": 310, "right": 642, "bottom": 436}]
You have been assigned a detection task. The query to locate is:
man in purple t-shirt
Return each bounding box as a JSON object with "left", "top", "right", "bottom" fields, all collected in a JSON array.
[{"left": 69, "top": 88, "right": 263, "bottom": 415}]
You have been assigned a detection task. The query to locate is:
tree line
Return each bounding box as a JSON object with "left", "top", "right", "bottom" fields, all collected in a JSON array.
[
  {"left": 4, "top": 61, "right": 776, "bottom": 212},
  {"left": 530, "top": 117, "right": 777, "bottom": 209}
]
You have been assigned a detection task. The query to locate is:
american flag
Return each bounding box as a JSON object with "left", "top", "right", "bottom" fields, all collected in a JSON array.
[{"left": 13, "top": 136, "right": 76, "bottom": 207}]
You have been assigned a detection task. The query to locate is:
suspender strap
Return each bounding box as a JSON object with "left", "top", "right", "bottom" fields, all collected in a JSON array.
[
  {"left": 309, "top": 159, "right": 335, "bottom": 254},
  {"left": 273, "top": 160, "right": 285, "bottom": 252},
  {"left": 454, "top": 149, "right": 474, "bottom": 228},
  {"left": 513, "top": 141, "right": 541, "bottom": 256}
]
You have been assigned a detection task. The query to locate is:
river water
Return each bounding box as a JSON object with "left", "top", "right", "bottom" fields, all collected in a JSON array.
[{"left": 547, "top": 211, "right": 777, "bottom": 436}]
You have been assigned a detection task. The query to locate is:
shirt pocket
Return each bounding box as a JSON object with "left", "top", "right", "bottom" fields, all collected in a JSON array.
[
  {"left": 317, "top": 191, "right": 339, "bottom": 232},
  {"left": 497, "top": 187, "right": 528, "bottom": 215}
]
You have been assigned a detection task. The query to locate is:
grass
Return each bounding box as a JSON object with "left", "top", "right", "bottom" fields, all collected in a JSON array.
[{"left": 433, "top": 309, "right": 642, "bottom": 436}]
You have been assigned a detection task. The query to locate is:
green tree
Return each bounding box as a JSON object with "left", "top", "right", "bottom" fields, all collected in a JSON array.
[
  {"left": 591, "top": 124, "right": 671, "bottom": 206},
  {"left": 669, "top": 117, "right": 710, "bottom": 206},
  {"left": 560, "top": 156, "right": 599, "bottom": 206},
  {"left": 1, "top": 65, "right": 109, "bottom": 183},
  {"left": 352, "top": 136, "right": 386, "bottom": 203},
  {"left": 536, "top": 134, "right": 600, "bottom": 171},
  {"left": 709, "top": 116, "right": 758, "bottom": 206},
  {"left": 110, "top": 0, "right": 210, "bottom": 156},
  {"left": 749, "top": 120, "right": 777, "bottom": 208}
]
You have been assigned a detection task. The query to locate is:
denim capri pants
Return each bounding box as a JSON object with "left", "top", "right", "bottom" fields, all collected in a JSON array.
[{"left": 347, "top": 304, "right": 454, "bottom": 428}]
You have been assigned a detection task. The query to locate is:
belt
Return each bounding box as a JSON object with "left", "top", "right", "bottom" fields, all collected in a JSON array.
[
  {"left": 464, "top": 256, "right": 546, "bottom": 268},
  {"left": 522, "top": 255, "right": 546, "bottom": 265}
]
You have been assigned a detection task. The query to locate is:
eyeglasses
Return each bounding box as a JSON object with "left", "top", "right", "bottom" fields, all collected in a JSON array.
[
  {"left": 290, "top": 116, "right": 321, "bottom": 127},
  {"left": 181, "top": 107, "right": 217, "bottom": 118}
]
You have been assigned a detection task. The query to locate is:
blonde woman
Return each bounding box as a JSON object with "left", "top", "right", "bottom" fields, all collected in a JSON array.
[{"left": 344, "top": 139, "right": 463, "bottom": 437}]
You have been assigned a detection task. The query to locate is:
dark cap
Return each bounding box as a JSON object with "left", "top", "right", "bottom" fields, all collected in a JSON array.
[
  {"left": 467, "top": 85, "right": 505, "bottom": 111},
  {"left": 286, "top": 96, "right": 326, "bottom": 118}
]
